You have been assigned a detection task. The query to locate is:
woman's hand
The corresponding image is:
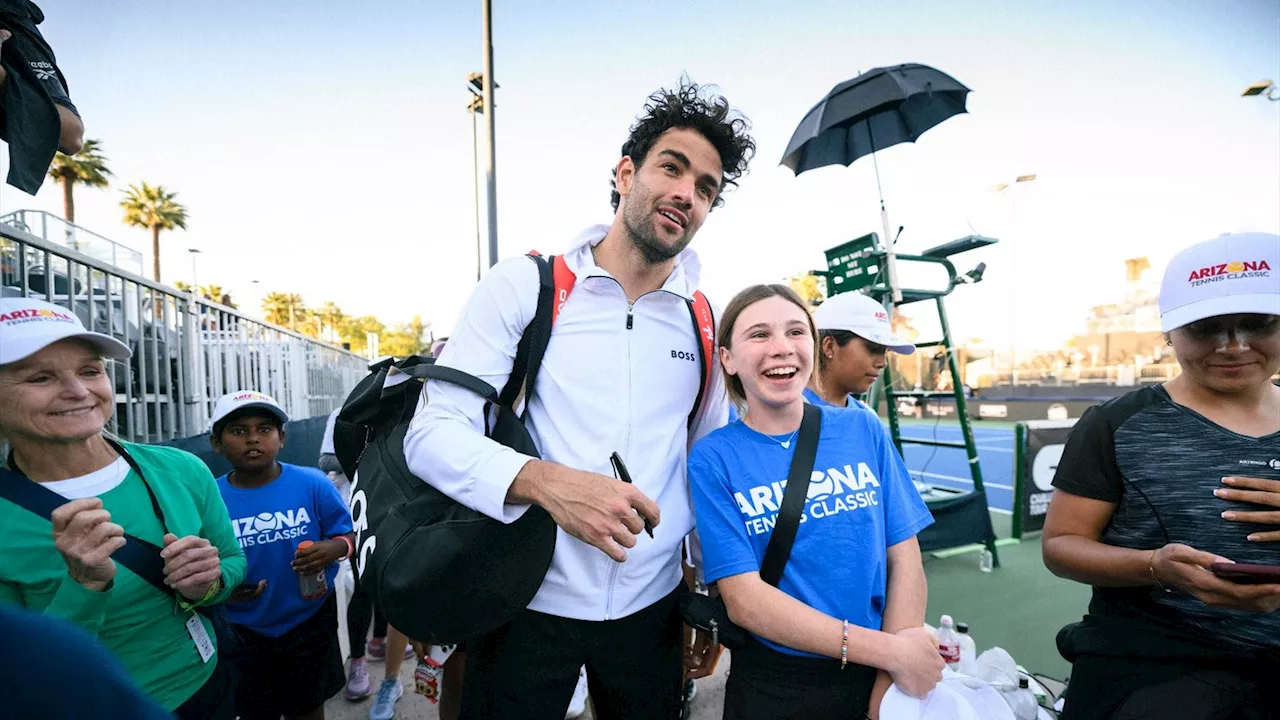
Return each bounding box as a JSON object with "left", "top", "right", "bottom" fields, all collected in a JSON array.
[
  {"left": 1151, "top": 543, "right": 1280, "bottom": 613},
  {"left": 885, "top": 626, "right": 944, "bottom": 699},
  {"left": 51, "top": 498, "right": 125, "bottom": 592},
  {"left": 1218, "top": 476, "right": 1280, "bottom": 542},
  {"left": 161, "top": 533, "right": 222, "bottom": 602}
]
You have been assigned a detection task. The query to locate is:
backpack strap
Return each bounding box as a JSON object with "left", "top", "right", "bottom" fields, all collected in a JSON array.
[
  {"left": 685, "top": 290, "right": 716, "bottom": 430},
  {"left": 499, "top": 254, "right": 565, "bottom": 411},
  {"left": 550, "top": 254, "right": 576, "bottom": 325}
]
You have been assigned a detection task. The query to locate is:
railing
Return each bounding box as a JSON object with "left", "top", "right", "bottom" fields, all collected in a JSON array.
[
  {"left": 979, "top": 363, "right": 1181, "bottom": 388},
  {"left": 2, "top": 221, "right": 366, "bottom": 443},
  {"left": 1, "top": 210, "right": 145, "bottom": 277}
]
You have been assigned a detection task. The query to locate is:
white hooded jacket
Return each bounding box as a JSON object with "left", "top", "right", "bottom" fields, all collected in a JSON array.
[{"left": 403, "top": 226, "right": 728, "bottom": 621}]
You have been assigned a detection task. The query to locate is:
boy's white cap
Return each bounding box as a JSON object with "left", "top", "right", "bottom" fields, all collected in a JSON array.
[
  {"left": 210, "top": 391, "right": 289, "bottom": 429},
  {"left": 1159, "top": 232, "right": 1280, "bottom": 332},
  {"left": 812, "top": 292, "right": 916, "bottom": 355},
  {"left": 0, "top": 297, "right": 131, "bottom": 366}
]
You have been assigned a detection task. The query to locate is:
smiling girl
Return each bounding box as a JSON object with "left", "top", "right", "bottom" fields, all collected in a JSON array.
[{"left": 687, "top": 284, "right": 942, "bottom": 719}]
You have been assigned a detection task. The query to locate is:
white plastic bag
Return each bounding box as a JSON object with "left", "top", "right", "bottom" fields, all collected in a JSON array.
[
  {"left": 975, "top": 647, "right": 1020, "bottom": 690},
  {"left": 879, "top": 669, "right": 1016, "bottom": 720}
]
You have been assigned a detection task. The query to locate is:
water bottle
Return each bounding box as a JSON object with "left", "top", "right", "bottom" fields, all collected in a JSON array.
[
  {"left": 979, "top": 548, "right": 994, "bottom": 573},
  {"left": 1004, "top": 675, "right": 1038, "bottom": 720},
  {"left": 955, "top": 622, "right": 977, "bottom": 675},
  {"left": 936, "top": 615, "right": 961, "bottom": 668},
  {"left": 295, "top": 541, "right": 327, "bottom": 599}
]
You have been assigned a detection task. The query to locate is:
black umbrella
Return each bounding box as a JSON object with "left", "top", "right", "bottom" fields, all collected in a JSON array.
[{"left": 781, "top": 63, "right": 971, "bottom": 300}]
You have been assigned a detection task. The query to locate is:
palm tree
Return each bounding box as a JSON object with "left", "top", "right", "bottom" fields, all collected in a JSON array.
[
  {"left": 199, "top": 285, "right": 236, "bottom": 308},
  {"left": 316, "top": 301, "right": 345, "bottom": 343},
  {"left": 47, "top": 140, "right": 113, "bottom": 225},
  {"left": 262, "top": 292, "right": 307, "bottom": 331},
  {"left": 121, "top": 182, "right": 188, "bottom": 283}
]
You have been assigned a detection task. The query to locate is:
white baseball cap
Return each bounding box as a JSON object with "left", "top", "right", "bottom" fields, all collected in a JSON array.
[
  {"left": 210, "top": 390, "right": 289, "bottom": 430},
  {"left": 0, "top": 297, "right": 132, "bottom": 366},
  {"left": 812, "top": 292, "right": 916, "bottom": 355},
  {"left": 1159, "top": 232, "right": 1280, "bottom": 332}
]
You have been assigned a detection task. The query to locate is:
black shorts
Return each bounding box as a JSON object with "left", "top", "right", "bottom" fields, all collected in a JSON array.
[
  {"left": 230, "top": 592, "right": 345, "bottom": 720},
  {"left": 723, "top": 636, "right": 878, "bottom": 720}
]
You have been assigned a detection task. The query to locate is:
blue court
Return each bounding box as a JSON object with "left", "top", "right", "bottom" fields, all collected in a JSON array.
[{"left": 890, "top": 422, "right": 1017, "bottom": 514}]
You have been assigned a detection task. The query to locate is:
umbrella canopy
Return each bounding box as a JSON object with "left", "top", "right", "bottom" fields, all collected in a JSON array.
[{"left": 781, "top": 63, "right": 971, "bottom": 176}]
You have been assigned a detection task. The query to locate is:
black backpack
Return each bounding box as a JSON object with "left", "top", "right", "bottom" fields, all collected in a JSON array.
[{"left": 333, "top": 253, "right": 717, "bottom": 645}]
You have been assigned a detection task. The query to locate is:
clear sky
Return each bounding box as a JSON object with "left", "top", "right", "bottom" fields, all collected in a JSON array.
[{"left": 4, "top": 0, "right": 1278, "bottom": 355}]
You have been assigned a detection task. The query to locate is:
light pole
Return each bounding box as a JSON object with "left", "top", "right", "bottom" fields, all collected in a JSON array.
[
  {"left": 187, "top": 248, "right": 201, "bottom": 293},
  {"left": 467, "top": 75, "right": 486, "bottom": 281},
  {"left": 1242, "top": 79, "right": 1279, "bottom": 101},
  {"left": 992, "top": 174, "right": 1036, "bottom": 385},
  {"left": 480, "top": 0, "right": 499, "bottom": 268}
]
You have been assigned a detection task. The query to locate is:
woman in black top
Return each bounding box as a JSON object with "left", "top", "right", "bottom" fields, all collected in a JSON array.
[{"left": 1042, "top": 232, "right": 1280, "bottom": 720}]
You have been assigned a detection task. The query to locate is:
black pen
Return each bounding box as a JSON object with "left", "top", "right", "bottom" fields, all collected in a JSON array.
[{"left": 610, "top": 452, "right": 654, "bottom": 538}]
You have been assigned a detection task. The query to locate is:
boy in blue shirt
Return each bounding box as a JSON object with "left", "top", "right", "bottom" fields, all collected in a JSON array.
[{"left": 210, "top": 391, "right": 355, "bottom": 720}]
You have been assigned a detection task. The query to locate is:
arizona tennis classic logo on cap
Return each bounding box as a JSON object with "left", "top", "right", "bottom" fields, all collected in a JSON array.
[
  {"left": 1187, "top": 259, "right": 1272, "bottom": 287},
  {"left": 0, "top": 307, "right": 78, "bottom": 326},
  {"left": 232, "top": 391, "right": 272, "bottom": 403}
]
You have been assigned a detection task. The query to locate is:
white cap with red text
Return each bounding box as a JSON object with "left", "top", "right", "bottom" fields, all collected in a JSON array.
[
  {"left": 812, "top": 291, "right": 916, "bottom": 355},
  {"left": 1159, "top": 232, "right": 1280, "bottom": 332},
  {"left": 210, "top": 390, "right": 289, "bottom": 428},
  {"left": 0, "top": 297, "right": 132, "bottom": 366}
]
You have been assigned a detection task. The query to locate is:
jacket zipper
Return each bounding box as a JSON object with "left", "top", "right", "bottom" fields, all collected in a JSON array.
[{"left": 590, "top": 275, "right": 683, "bottom": 620}]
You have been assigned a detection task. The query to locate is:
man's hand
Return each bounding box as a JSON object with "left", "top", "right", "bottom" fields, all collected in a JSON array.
[
  {"left": 1152, "top": 543, "right": 1280, "bottom": 613},
  {"left": 161, "top": 533, "right": 222, "bottom": 602},
  {"left": 510, "top": 460, "right": 661, "bottom": 562},
  {"left": 227, "top": 579, "right": 267, "bottom": 604},
  {"left": 1218, "top": 476, "right": 1280, "bottom": 542},
  {"left": 292, "top": 539, "right": 347, "bottom": 576},
  {"left": 885, "top": 627, "right": 944, "bottom": 699},
  {"left": 51, "top": 498, "right": 125, "bottom": 592}
]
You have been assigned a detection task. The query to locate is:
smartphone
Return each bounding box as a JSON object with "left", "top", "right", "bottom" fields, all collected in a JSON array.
[{"left": 1209, "top": 562, "right": 1280, "bottom": 585}]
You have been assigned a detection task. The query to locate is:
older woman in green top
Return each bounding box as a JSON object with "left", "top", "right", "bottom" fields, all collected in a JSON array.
[{"left": 0, "top": 298, "right": 246, "bottom": 720}]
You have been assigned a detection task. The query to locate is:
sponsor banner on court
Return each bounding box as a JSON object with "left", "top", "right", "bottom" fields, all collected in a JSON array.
[{"left": 1016, "top": 419, "right": 1077, "bottom": 535}]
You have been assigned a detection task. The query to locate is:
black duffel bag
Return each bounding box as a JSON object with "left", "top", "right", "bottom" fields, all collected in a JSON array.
[{"left": 333, "top": 255, "right": 559, "bottom": 645}]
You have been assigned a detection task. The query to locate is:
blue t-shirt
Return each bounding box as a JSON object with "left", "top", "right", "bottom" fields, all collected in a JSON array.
[
  {"left": 689, "top": 404, "right": 933, "bottom": 657},
  {"left": 217, "top": 462, "right": 354, "bottom": 637}
]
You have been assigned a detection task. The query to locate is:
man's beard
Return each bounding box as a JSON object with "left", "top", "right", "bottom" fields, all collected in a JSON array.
[{"left": 622, "top": 190, "right": 693, "bottom": 265}]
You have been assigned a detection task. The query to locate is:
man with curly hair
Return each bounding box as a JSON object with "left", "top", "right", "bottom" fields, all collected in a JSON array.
[{"left": 404, "top": 80, "right": 755, "bottom": 719}]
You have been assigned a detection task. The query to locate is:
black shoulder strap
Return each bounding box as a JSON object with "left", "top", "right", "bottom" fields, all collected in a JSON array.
[
  {"left": 759, "top": 403, "right": 822, "bottom": 587},
  {"left": 499, "top": 254, "right": 555, "bottom": 411},
  {"left": 403, "top": 363, "right": 499, "bottom": 404}
]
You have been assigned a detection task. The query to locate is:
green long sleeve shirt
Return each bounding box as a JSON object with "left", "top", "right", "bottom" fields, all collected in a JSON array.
[{"left": 0, "top": 442, "right": 246, "bottom": 710}]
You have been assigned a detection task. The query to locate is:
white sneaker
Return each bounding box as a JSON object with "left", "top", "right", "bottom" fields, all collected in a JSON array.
[{"left": 565, "top": 666, "right": 589, "bottom": 719}]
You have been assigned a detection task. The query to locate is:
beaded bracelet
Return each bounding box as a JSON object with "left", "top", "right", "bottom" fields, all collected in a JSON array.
[{"left": 840, "top": 620, "right": 849, "bottom": 670}]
